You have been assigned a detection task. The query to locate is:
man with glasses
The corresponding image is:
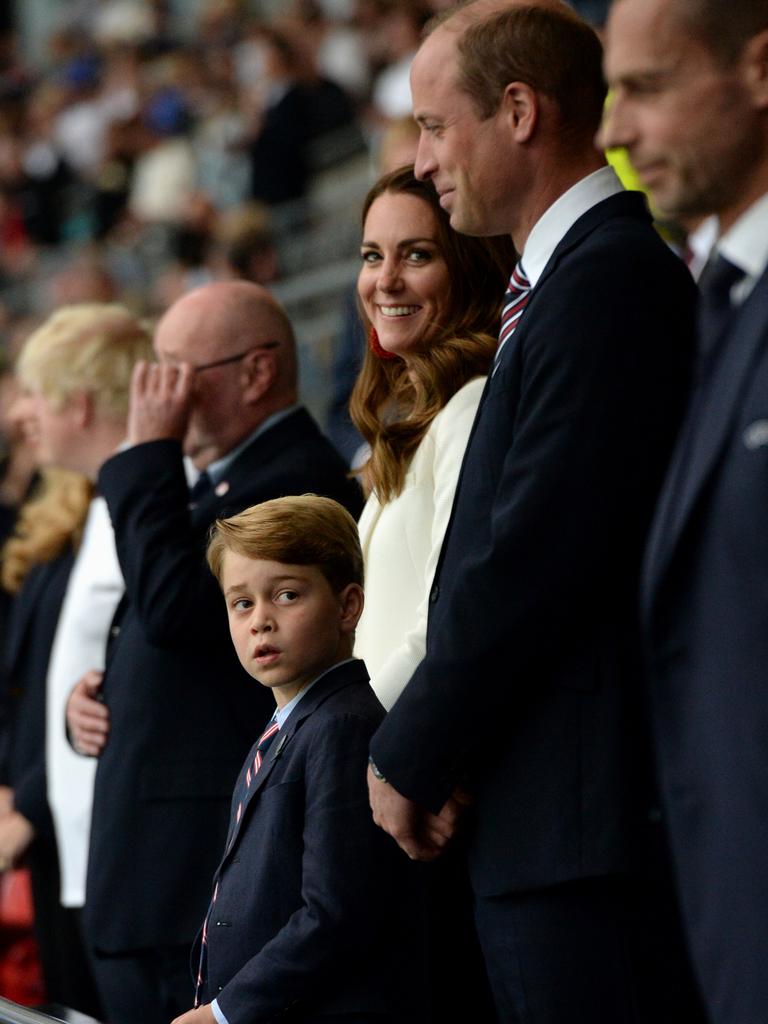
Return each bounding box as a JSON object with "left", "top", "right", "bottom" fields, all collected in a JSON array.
[{"left": 66, "top": 280, "right": 363, "bottom": 1024}]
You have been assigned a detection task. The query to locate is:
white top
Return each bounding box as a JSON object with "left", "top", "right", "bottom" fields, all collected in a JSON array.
[
  {"left": 355, "top": 377, "right": 485, "bottom": 710},
  {"left": 717, "top": 190, "right": 768, "bottom": 304},
  {"left": 46, "top": 497, "right": 124, "bottom": 907}
]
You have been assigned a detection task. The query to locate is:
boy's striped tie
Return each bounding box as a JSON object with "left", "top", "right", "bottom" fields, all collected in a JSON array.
[{"left": 194, "top": 717, "right": 280, "bottom": 1004}]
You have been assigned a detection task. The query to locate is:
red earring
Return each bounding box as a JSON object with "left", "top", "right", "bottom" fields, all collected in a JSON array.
[{"left": 368, "top": 326, "right": 397, "bottom": 360}]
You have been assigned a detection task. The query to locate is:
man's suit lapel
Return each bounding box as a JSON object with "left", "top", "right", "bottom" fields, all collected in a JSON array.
[
  {"left": 434, "top": 191, "right": 653, "bottom": 585},
  {"left": 644, "top": 269, "right": 768, "bottom": 606},
  {"left": 492, "top": 191, "right": 652, "bottom": 378}
]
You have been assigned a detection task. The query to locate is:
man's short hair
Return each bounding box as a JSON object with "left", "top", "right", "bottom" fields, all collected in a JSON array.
[
  {"left": 17, "top": 304, "right": 153, "bottom": 417},
  {"left": 667, "top": 0, "right": 768, "bottom": 62},
  {"left": 207, "top": 494, "right": 364, "bottom": 593},
  {"left": 453, "top": 4, "right": 607, "bottom": 142}
]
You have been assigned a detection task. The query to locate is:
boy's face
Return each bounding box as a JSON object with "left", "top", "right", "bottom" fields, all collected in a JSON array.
[{"left": 220, "top": 553, "right": 363, "bottom": 707}]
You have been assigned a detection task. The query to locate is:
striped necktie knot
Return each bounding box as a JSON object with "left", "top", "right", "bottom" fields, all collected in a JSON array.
[{"left": 497, "top": 261, "right": 532, "bottom": 363}]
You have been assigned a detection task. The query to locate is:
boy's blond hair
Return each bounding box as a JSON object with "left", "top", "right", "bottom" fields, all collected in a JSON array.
[
  {"left": 16, "top": 303, "right": 153, "bottom": 418},
  {"left": 207, "top": 494, "right": 363, "bottom": 593}
]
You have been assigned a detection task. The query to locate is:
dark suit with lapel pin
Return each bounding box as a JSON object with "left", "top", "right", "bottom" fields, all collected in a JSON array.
[
  {"left": 641, "top": 256, "right": 768, "bottom": 1022},
  {"left": 371, "top": 190, "right": 702, "bottom": 1020},
  {"left": 83, "top": 408, "right": 362, "bottom": 1019},
  {"left": 196, "top": 658, "right": 418, "bottom": 1024}
]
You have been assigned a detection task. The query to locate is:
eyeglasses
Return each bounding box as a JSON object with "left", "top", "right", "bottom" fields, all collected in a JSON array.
[{"left": 191, "top": 342, "right": 280, "bottom": 373}]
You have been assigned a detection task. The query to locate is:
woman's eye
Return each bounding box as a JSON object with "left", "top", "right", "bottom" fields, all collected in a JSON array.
[
  {"left": 360, "top": 250, "right": 381, "bottom": 264},
  {"left": 408, "top": 248, "right": 431, "bottom": 263}
]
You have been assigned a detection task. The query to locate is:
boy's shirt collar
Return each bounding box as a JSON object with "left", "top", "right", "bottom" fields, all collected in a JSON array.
[{"left": 274, "top": 657, "right": 356, "bottom": 730}]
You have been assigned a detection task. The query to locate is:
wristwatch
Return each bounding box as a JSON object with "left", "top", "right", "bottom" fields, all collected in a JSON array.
[{"left": 368, "top": 756, "right": 387, "bottom": 783}]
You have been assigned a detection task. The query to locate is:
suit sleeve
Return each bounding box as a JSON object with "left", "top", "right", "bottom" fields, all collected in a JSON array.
[
  {"left": 98, "top": 439, "right": 223, "bottom": 645},
  {"left": 216, "top": 713, "right": 398, "bottom": 1024},
  {"left": 368, "top": 378, "right": 484, "bottom": 710},
  {"left": 370, "top": 244, "right": 696, "bottom": 812}
]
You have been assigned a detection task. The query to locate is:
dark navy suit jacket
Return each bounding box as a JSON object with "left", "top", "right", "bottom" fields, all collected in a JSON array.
[
  {"left": 85, "top": 409, "right": 363, "bottom": 954},
  {"left": 642, "top": 261, "right": 768, "bottom": 1022},
  {"left": 197, "top": 659, "right": 417, "bottom": 1024},
  {"left": 371, "top": 191, "right": 698, "bottom": 896}
]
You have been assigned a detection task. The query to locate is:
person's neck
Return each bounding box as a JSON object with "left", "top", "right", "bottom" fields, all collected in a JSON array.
[
  {"left": 81, "top": 421, "right": 127, "bottom": 481},
  {"left": 717, "top": 162, "right": 768, "bottom": 235},
  {"left": 512, "top": 152, "right": 607, "bottom": 253}
]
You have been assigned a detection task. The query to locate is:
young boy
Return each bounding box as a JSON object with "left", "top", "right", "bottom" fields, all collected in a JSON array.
[{"left": 172, "top": 494, "right": 419, "bottom": 1024}]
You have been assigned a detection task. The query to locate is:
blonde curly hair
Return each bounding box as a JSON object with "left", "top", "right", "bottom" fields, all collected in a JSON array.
[{"left": 1, "top": 468, "right": 92, "bottom": 594}]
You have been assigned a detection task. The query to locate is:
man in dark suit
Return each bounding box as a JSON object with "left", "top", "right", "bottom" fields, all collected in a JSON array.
[
  {"left": 601, "top": 2, "right": 768, "bottom": 1022},
  {"left": 367, "top": 3, "right": 703, "bottom": 1021},
  {"left": 66, "top": 281, "right": 362, "bottom": 1024}
]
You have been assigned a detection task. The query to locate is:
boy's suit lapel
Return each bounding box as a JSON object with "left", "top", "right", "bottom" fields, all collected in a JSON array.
[{"left": 218, "top": 660, "right": 370, "bottom": 863}]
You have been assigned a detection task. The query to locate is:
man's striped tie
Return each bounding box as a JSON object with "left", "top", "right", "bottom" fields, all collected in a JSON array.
[{"left": 495, "top": 261, "right": 532, "bottom": 367}]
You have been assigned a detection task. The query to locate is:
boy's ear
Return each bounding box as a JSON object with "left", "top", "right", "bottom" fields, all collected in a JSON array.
[{"left": 338, "top": 583, "right": 364, "bottom": 634}]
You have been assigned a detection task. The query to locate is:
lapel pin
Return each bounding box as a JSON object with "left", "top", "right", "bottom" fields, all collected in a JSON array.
[
  {"left": 215, "top": 480, "right": 230, "bottom": 497},
  {"left": 272, "top": 734, "right": 288, "bottom": 760},
  {"left": 743, "top": 420, "right": 768, "bottom": 450}
]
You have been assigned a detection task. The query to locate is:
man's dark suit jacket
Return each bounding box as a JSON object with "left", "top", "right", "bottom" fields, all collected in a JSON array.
[
  {"left": 198, "top": 659, "right": 416, "bottom": 1024},
  {"left": 84, "top": 409, "right": 363, "bottom": 954},
  {"left": 641, "top": 258, "right": 768, "bottom": 1021},
  {"left": 371, "top": 190, "right": 697, "bottom": 896}
]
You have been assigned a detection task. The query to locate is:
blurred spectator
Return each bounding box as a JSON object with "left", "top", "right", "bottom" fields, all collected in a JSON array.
[
  {"left": 370, "top": 0, "right": 431, "bottom": 121},
  {"left": 216, "top": 201, "right": 279, "bottom": 284}
]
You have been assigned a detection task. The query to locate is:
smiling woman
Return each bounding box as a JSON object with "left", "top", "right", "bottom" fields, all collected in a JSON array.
[
  {"left": 351, "top": 164, "right": 512, "bottom": 1024},
  {"left": 351, "top": 164, "right": 514, "bottom": 703}
]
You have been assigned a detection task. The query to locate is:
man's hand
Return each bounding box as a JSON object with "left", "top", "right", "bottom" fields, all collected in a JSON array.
[
  {"left": 0, "top": 811, "right": 34, "bottom": 871},
  {"left": 66, "top": 670, "right": 110, "bottom": 757},
  {"left": 126, "top": 360, "right": 195, "bottom": 447},
  {"left": 367, "top": 765, "right": 460, "bottom": 861},
  {"left": 171, "top": 1003, "right": 216, "bottom": 1024}
]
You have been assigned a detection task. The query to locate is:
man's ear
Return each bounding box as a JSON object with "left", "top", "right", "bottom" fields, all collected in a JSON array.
[
  {"left": 500, "top": 81, "right": 538, "bottom": 143},
  {"left": 338, "top": 583, "right": 364, "bottom": 634},
  {"left": 743, "top": 28, "right": 768, "bottom": 110},
  {"left": 241, "top": 350, "right": 277, "bottom": 405}
]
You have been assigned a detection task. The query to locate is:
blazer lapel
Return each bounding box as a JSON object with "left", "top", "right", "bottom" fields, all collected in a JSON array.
[
  {"left": 644, "top": 269, "right": 768, "bottom": 605},
  {"left": 217, "top": 660, "right": 370, "bottom": 864},
  {"left": 494, "top": 191, "right": 653, "bottom": 377}
]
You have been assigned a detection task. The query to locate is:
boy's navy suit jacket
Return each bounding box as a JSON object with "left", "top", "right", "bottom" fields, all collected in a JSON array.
[{"left": 197, "top": 658, "right": 414, "bottom": 1024}]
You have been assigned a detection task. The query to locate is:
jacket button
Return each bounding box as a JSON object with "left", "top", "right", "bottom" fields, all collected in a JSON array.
[
  {"left": 429, "top": 584, "right": 439, "bottom": 603},
  {"left": 110, "top": 625, "right": 121, "bottom": 638},
  {"left": 215, "top": 920, "right": 231, "bottom": 927}
]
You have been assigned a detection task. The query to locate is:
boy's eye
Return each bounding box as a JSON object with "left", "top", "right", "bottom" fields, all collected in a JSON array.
[
  {"left": 276, "top": 590, "right": 299, "bottom": 604},
  {"left": 232, "top": 597, "right": 252, "bottom": 612}
]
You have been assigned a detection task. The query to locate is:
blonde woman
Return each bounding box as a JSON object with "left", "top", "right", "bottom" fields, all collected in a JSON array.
[{"left": 3, "top": 304, "right": 153, "bottom": 1013}]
